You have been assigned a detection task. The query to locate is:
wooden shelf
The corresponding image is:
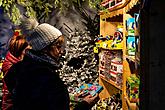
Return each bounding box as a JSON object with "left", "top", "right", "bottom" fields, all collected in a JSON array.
[
  {"left": 125, "top": 31, "right": 140, "bottom": 37},
  {"left": 100, "top": 75, "right": 122, "bottom": 91},
  {"left": 106, "top": 14, "right": 123, "bottom": 22},
  {"left": 99, "top": 0, "right": 141, "bottom": 109},
  {"left": 107, "top": 48, "right": 123, "bottom": 50},
  {"left": 124, "top": 94, "right": 137, "bottom": 110},
  {"left": 101, "top": 47, "right": 123, "bottom": 51}
]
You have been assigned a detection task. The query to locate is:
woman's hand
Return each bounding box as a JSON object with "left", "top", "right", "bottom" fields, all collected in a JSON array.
[{"left": 83, "top": 93, "right": 99, "bottom": 105}]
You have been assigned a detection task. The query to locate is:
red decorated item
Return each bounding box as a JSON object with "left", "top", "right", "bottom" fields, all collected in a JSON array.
[{"left": 14, "top": 31, "right": 19, "bottom": 36}]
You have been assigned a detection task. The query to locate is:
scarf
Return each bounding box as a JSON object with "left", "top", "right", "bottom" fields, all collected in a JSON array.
[
  {"left": 26, "top": 50, "right": 60, "bottom": 68},
  {"left": 2, "top": 52, "right": 21, "bottom": 75}
]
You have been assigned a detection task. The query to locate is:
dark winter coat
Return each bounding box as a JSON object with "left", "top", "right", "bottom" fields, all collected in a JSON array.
[{"left": 4, "top": 54, "right": 90, "bottom": 110}]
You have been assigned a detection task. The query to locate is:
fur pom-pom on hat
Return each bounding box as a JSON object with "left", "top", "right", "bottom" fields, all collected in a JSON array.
[
  {"left": 21, "top": 18, "right": 62, "bottom": 51},
  {"left": 20, "top": 18, "right": 39, "bottom": 35}
]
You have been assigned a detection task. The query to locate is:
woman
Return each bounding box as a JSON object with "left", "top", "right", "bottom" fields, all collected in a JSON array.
[
  {"left": 4, "top": 18, "right": 98, "bottom": 110},
  {"left": 2, "top": 34, "right": 31, "bottom": 110}
]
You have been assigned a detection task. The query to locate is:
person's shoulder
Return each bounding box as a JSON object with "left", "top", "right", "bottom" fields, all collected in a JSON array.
[
  {"left": 6, "top": 56, "right": 30, "bottom": 75},
  {"left": 7, "top": 60, "right": 22, "bottom": 75}
]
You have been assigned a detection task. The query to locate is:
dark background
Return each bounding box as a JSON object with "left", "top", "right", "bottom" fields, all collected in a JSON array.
[{"left": 140, "top": 0, "right": 165, "bottom": 109}]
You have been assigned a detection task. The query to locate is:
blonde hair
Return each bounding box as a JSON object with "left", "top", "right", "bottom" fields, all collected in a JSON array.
[{"left": 8, "top": 35, "right": 29, "bottom": 58}]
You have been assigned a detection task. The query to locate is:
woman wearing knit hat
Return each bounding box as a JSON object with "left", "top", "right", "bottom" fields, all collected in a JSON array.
[{"left": 4, "top": 18, "right": 98, "bottom": 110}]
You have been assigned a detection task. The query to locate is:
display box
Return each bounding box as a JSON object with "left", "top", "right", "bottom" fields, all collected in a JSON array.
[
  {"left": 110, "top": 60, "right": 123, "bottom": 73},
  {"left": 126, "top": 36, "right": 136, "bottom": 56},
  {"left": 69, "top": 83, "right": 103, "bottom": 109},
  {"left": 109, "top": 58, "right": 123, "bottom": 83},
  {"left": 126, "top": 18, "right": 135, "bottom": 36}
]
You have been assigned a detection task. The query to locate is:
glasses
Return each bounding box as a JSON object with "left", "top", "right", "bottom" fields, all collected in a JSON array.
[
  {"left": 49, "top": 36, "right": 66, "bottom": 50},
  {"left": 51, "top": 43, "right": 66, "bottom": 50}
]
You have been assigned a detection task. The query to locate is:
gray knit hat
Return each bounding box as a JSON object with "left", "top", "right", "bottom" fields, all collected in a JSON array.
[{"left": 21, "top": 18, "right": 62, "bottom": 51}]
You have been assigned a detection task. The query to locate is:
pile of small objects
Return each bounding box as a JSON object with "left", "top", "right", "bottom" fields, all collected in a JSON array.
[{"left": 92, "top": 93, "right": 122, "bottom": 110}]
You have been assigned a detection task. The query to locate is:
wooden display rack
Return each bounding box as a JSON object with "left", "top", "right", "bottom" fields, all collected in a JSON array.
[{"left": 98, "top": 0, "right": 140, "bottom": 110}]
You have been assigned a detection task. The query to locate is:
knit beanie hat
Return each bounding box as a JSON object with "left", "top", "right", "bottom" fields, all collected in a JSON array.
[{"left": 21, "top": 18, "right": 62, "bottom": 51}]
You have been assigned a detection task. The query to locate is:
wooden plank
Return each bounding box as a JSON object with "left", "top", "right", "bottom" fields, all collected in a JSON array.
[
  {"left": 124, "top": 94, "right": 137, "bottom": 110},
  {"left": 99, "top": 76, "right": 122, "bottom": 99},
  {"left": 100, "top": 18, "right": 122, "bottom": 37},
  {"left": 100, "top": 75, "right": 122, "bottom": 90}
]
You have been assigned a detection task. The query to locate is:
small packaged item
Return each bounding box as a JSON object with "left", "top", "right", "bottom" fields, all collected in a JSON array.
[
  {"left": 126, "top": 36, "right": 136, "bottom": 56},
  {"left": 77, "top": 83, "right": 103, "bottom": 96},
  {"left": 126, "top": 18, "right": 135, "bottom": 36},
  {"left": 110, "top": 58, "right": 122, "bottom": 78}
]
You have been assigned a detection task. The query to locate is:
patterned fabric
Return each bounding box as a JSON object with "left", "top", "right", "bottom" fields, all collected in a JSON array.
[
  {"left": 27, "top": 23, "right": 62, "bottom": 51},
  {"left": 2, "top": 52, "right": 21, "bottom": 110}
]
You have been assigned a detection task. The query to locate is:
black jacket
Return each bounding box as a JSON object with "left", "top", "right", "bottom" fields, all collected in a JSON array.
[{"left": 4, "top": 55, "right": 90, "bottom": 110}]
